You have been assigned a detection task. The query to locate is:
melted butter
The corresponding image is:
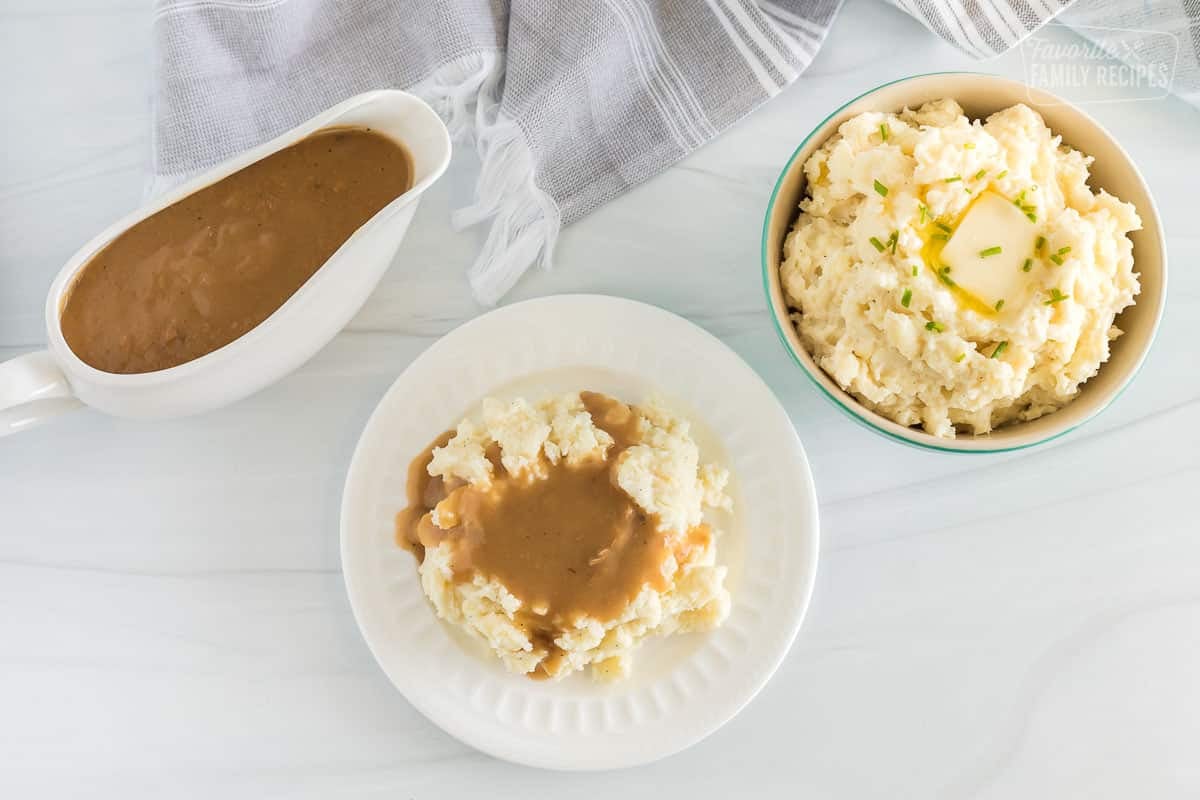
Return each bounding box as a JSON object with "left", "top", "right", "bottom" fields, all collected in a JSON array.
[
  {"left": 917, "top": 190, "right": 1003, "bottom": 317},
  {"left": 395, "top": 392, "right": 707, "bottom": 678}
]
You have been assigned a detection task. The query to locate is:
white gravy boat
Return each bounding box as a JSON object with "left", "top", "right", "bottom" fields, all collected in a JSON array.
[{"left": 0, "top": 90, "right": 451, "bottom": 436}]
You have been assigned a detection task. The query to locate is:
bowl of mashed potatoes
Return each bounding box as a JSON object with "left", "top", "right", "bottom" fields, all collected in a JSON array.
[{"left": 762, "top": 73, "right": 1166, "bottom": 452}]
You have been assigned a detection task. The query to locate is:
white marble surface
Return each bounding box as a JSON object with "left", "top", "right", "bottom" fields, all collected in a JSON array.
[{"left": 2, "top": 0, "right": 1197, "bottom": 796}]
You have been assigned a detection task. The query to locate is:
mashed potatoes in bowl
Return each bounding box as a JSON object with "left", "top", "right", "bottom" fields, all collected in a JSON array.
[{"left": 763, "top": 75, "right": 1166, "bottom": 451}]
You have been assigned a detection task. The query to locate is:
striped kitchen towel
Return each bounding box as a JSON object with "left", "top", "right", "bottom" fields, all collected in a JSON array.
[
  {"left": 890, "top": 0, "right": 1075, "bottom": 58},
  {"left": 151, "top": 0, "right": 1192, "bottom": 305}
]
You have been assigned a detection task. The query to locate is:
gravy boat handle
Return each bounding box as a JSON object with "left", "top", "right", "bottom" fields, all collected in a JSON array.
[{"left": 0, "top": 350, "right": 82, "bottom": 436}]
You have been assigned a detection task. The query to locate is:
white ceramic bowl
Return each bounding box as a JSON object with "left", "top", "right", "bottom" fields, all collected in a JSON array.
[
  {"left": 762, "top": 73, "right": 1167, "bottom": 453},
  {"left": 340, "top": 295, "right": 820, "bottom": 770},
  {"left": 0, "top": 90, "right": 451, "bottom": 436}
]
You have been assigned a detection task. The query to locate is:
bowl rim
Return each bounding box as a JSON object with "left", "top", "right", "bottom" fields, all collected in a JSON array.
[{"left": 760, "top": 70, "right": 1168, "bottom": 454}]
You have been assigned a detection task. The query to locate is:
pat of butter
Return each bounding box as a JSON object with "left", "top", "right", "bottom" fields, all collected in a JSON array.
[{"left": 940, "top": 192, "right": 1039, "bottom": 310}]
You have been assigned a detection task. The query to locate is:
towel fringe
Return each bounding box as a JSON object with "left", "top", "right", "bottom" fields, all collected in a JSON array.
[
  {"left": 417, "top": 51, "right": 561, "bottom": 306},
  {"left": 410, "top": 50, "right": 498, "bottom": 143}
]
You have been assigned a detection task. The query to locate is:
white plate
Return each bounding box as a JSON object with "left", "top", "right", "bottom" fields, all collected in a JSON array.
[{"left": 340, "top": 294, "right": 819, "bottom": 770}]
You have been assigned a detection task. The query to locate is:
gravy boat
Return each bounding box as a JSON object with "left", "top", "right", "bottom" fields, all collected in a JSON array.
[{"left": 0, "top": 90, "right": 451, "bottom": 436}]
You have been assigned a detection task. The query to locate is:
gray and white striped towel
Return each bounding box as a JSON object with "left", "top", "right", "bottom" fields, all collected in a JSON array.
[
  {"left": 152, "top": 0, "right": 1196, "bottom": 305},
  {"left": 889, "top": 0, "right": 1074, "bottom": 59}
]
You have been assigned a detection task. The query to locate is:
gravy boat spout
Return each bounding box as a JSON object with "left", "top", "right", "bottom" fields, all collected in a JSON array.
[{"left": 0, "top": 90, "right": 451, "bottom": 435}]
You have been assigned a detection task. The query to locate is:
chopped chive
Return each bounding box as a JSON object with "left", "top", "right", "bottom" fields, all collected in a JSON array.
[
  {"left": 919, "top": 204, "right": 929, "bottom": 224},
  {"left": 965, "top": 187, "right": 973, "bottom": 194},
  {"left": 974, "top": 169, "right": 987, "bottom": 180},
  {"left": 1022, "top": 258, "right": 1033, "bottom": 272},
  {"left": 937, "top": 266, "right": 956, "bottom": 287},
  {"left": 996, "top": 170, "right": 1008, "bottom": 179},
  {"left": 1035, "top": 236, "right": 1046, "bottom": 252},
  {"left": 979, "top": 246, "right": 1003, "bottom": 257},
  {"left": 925, "top": 320, "right": 945, "bottom": 332},
  {"left": 991, "top": 340, "right": 1009, "bottom": 358},
  {"left": 1044, "top": 288, "right": 1070, "bottom": 305},
  {"left": 874, "top": 179, "right": 889, "bottom": 197},
  {"left": 944, "top": 176, "right": 962, "bottom": 183},
  {"left": 889, "top": 230, "right": 899, "bottom": 254},
  {"left": 869, "top": 236, "right": 886, "bottom": 253},
  {"left": 1056, "top": 246, "right": 1072, "bottom": 256},
  {"left": 880, "top": 123, "right": 890, "bottom": 142},
  {"left": 955, "top": 352, "right": 966, "bottom": 362},
  {"left": 912, "top": 265, "right": 919, "bottom": 277},
  {"left": 994, "top": 299, "right": 1005, "bottom": 312},
  {"left": 1014, "top": 189, "right": 1027, "bottom": 206},
  {"left": 1025, "top": 211, "right": 1038, "bottom": 223},
  {"left": 932, "top": 232, "right": 949, "bottom": 241},
  {"left": 935, "top": 221, "right": 953, "bottom": 234},
  {"left": 901, "top": 288, "right": 912, "bottom": 307},
  {"left": 1049, "top": 253, "right": 1064, "bottom": 265}
]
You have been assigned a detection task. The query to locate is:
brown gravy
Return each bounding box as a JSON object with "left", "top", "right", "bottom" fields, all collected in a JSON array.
[
  {"left": 396, "top": 392, "right": 707, "bottom": 675},
  {"left": 60, "top": 126, "right": 413, "bottom": 374}
]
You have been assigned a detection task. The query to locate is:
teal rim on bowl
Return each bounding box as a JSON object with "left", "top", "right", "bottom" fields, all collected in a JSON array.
[{"left": 761, "top": 72, "right": 1167, "bottom": 454}]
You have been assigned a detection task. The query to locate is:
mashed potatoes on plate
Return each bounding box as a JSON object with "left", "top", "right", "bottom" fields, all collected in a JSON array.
[
  {"left": 781, "top": 99, "right": 1141, "bottom": 437},
  {"left": 396, "top": 391, "right": 731, "bottom": 681}
]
